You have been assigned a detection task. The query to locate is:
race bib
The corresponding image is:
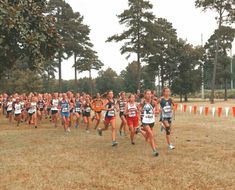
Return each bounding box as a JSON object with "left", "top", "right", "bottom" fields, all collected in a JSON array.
[
  {"left": 75, "top": 107, "right": 81, "bottom": 112},
  {"left": 85, "top": 107, "right": 91, "bottom": 112},
  {"left": 62, "top": 107, "right": 68, "bottom": 112},
  {"left": 163, "top": 106, "right": 172, "bottom": 113},
  {"left": 142, "top": 114, "right": 155, "bottom": 124},
  {"left": 107, "top": 110, "right": 115, "bottom": 117},
  {"left": 129, "top": 111, "right": 136, "bottom": 117}
]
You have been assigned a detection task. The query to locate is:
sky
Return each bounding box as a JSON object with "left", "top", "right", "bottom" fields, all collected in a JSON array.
[{"left": 58, "top": 0, "right": 235, "bottom": 80}]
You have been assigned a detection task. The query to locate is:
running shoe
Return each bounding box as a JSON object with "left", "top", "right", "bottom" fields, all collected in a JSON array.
[
  {"left": 168, "top": 144, "right": 175, "bottom": 150},
  {"left": 135, "top": 127, "right": 141, "bottom": 134},
  {"left": 98, "top": 128, "right": 102, "bottom": 136},
  {"left": 112, "top": 141, "right": 118, "bottom": 147},
  {"left": 152, "top": 150, "right": 159, "bottom": 157}
]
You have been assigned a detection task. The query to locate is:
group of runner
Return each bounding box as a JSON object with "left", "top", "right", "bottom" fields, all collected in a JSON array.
[{"left": 0, "top": 87, "right": 176, "bottom": 157}]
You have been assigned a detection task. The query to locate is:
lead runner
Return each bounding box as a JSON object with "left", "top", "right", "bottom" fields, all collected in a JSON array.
[{"left": 139, "top": 89, "right": 159, "bottom": 157}]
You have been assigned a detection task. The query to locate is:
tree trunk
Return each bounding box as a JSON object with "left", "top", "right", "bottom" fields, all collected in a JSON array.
[
  {"left": 160, "top": 64, "right": 164, "bottom": 89},
  {"left": 89, "top": 70, "right": 92, "bottom": 96},
  {"left": 137, "top": 53, "right": 141, "bottom": 91},
  {"left": 184, "top": 94, "right": 188, "bottom": 102},
  {"left": 58, "top": 56, "right": 62, "bottom": 92},
  {"left": 180, "top": 94, "right": 182, "bottom": 102},
  {"left": 75, "top": 67, "right": 77, "bottom": 83},
  {"left": 74, "top": 53, "right": 78, "bottom": 88},
  {"left": 210, "top": 11, "right": 222, "bottom": 104},
  {"left": 224, "top": 77, "right": 228, "bottom": 101},
  {"left": 136, "top": 1, "right": 141, "bottom": 92}
]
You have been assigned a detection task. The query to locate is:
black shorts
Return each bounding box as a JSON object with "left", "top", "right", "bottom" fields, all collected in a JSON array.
[
  {"left": 160, "top": 117, "right": 172, "bottom": 125},
  {"left": 47, "top": 108, "right": 51, "bottom": 112},
  {"left": 51, "top": 110, "right": 58, "bottom": 115},
  {"left": 83, "top": 112, "right": 91, "bottom": 117},
  {"left": 142, "top": 123, "right": 155, "bottom": 128},
  {"left": 95, "top": 111, "right": 102, "bottom": 114},
  {"left": 29, "top": 112, "right": 35, "bottom": 117},
  {"left": 15, "top": 113, "right": 21, "bottom": 117},
  {"left": 75, "top": 111, "right": 82, "bottom": 114},
  {"left": 39, "top": 108, "right": 44, "bottom": 112},
  {"left": 119, "top": 112, "right": 125, "bottom": 118},
  {"left": 7, "top": 110, "right": 12, "bottom": 114},
  {"left": 70, "top": 108, "right": 74, "bottom": 113}
]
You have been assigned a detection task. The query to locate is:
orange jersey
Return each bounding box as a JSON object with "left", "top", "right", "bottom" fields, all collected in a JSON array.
[{"left": 92, "top": 99, "right": 103, "bottom": 112}]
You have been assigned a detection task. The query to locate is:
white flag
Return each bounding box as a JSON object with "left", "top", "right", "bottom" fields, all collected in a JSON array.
[
  {"left": 199, "top": 106, "right": 203, "bottom": 115},
  {"left": 189, "top": 106, "right": 192, "bottom": 113},
  {"left": 212, "top": 107, "right": 216, "bottom": 117},
  {"left": 225, "top": 107, "right": 230, "bottom": 117},
  {"left": 180, "top": 104, "right": 183, "bottom": 112}
]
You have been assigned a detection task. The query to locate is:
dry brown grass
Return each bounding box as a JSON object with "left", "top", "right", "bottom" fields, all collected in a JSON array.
[{"left": 0, "top": 100, "right": 235, "bottom": 190}]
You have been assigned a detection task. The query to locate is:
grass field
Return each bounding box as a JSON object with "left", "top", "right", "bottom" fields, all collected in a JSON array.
[{"left": 0, "top": 100, "right": 235, "bottom": 190}]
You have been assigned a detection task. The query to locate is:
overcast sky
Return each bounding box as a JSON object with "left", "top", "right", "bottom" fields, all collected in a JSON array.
[{"left": 58, "top": 0, "right": 235, "bottom": 80}]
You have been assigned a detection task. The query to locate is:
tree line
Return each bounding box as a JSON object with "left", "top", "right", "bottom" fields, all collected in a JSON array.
[{"left": 0, "top": 0, "right": 234, "bottom": 102}]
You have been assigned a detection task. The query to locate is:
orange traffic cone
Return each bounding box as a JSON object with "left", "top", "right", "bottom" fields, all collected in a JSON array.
[
  {"left": 183, "top": 105, "right": 187, "bottom": 112},
  {"left": 193, "top": 105, "right": 197, "bottom": 114},
  {"left": 205, "top": 107, "right": 209, "bottom": 116},
  {"left": 174, "top": 103, "right": 178, "bottom": 111},
  {"left": 232, "top": 107, "right": 235, "bottom": 117},
  {"left": 217, "top": 107, "right": 222, "bottom": 117}
]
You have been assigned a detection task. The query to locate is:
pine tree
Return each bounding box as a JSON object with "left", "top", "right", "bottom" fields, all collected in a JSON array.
[{"left": 107, "top": 0, "right": 155, "bottom": 90}]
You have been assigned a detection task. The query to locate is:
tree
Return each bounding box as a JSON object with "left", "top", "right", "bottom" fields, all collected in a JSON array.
[
  {"left": 204, "top": 26, "right": 235, "bottom": 100},
  {"left": 0, "top": 0, "right": 60, "bottom": 77},
  {"left": 146, "top": 18, "right": 178, "bottom": 88},
  {"left": 107, "top": 0, "right": 155, "bottom": 90},
  {"left": 120, "top": 61, "right": 139, "bottom": 92},
  {"left": 141, "top": 65, "right": 156, "bottom": 90},
  {"left": 171, "top": 40, "right": 203, "bottom": 102},
  {"left": 47, "top": 0, "right": 75, "bottom": 90},
  {"left": 75, "top": 47, "right": 103, "bottom": 95},
  {"left": 195, "top": 0, "right": 235, "bottom": 103},
  {"left": 96, "top": 68, "right": 124, "bottom": 95},
  {"left": 68, "top": 11, "right": 92, "bottom": 85}
]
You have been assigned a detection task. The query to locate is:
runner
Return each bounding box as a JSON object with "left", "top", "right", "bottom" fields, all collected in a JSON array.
[
  {"left": 3, "top": 93, "right": 8, "bottom": 116},
  {"left": 158, "top": 87, "right": 175, "bottom": 150},
  {"left": 60, "top": 93, "right": 70, "bottom": 133},
  {"left": 67, "top": 91, "right": 75, "bottom": 131},
  {"left": 91, "top": 93, "right": 103, "bottom": 129},
  {"left": 51, "top": 93, "right": 60, "bottom": 128},
  {"left": 6, "top": 96, "right": 13, "bottom": 123},
  {"left": 117, "top": 91, "right": 127, "bottom": 136},
  {"left": 37, "top": 95, "right": 45, "bottom": 121},
  {"left": 139, "top": 90, "right": 159, "bottom": 157},
  {"left": 45, "top": 94, "right": 52, "bottom": 121},
  {"left": 13, "top": 97, "right": 22, "bottom": 126},
  {"left": 82, "top": 97, "right": 92, "bottom": 132},
  {"left": 74, "top": 94, "right": 82, "bottom": 128},
  {"left": 98, "top": 90, "right": 118, "bottom": 147},
  {"left": 28, "top": 96, "right": 38, "bottom": 128},
  {"left": 20, "top": 96, "right": 26, "bottom": 122},
  {"left": 125, "top": 94, "right": 139, "bottom": 145}
]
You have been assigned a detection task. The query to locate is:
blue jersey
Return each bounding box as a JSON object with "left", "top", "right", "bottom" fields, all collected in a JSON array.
[
  {"left": 60, "top": 100, "right": 70, "bottom": 113},
  {"left": 75, "top": 100, "right": 82, "bottom": 113}
]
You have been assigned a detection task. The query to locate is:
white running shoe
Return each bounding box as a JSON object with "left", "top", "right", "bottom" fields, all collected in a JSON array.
[
  {"left": 67, "top": 128, "right": 71, "bottom": 132},
  {"left": 168, "top": 144, "right": 175, "bottom": 150}
]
